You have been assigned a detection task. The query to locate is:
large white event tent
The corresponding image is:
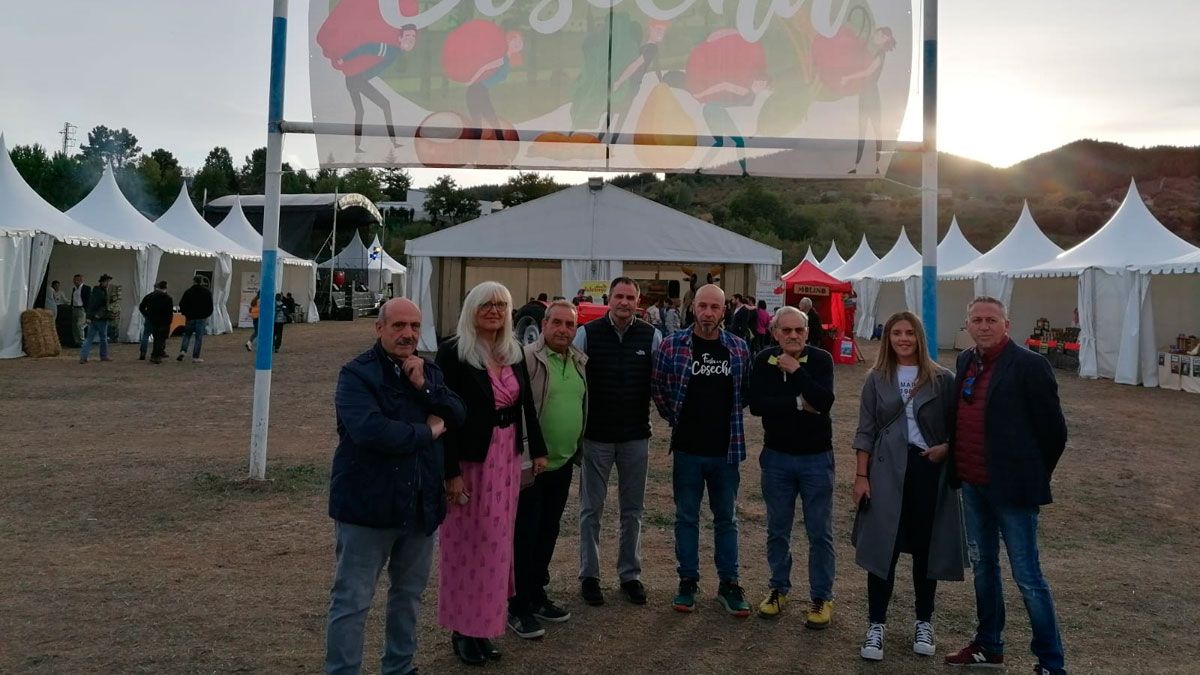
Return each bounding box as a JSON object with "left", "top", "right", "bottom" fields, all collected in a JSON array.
[
  {"left": 830, "top": 235, "right": 880, "bottom": 280},
  {"left": 1136, "top": 249, "right": 1200, "bottom": 390},
  {"left": 879, "top": 217, "right": 982, "bottom": 347},
  {"left": 817, "top": 242, "right": 846, "bottom": 273},
  {"left": 318, "top": 230, "right": 407, "bottom": 295},
  {"left": 1014, "top": 180, "right": 1199, "bottom": 385},
  {"left": 156, "top": 184, "right": 266, "bottom": 334},
  {"left": 799, "top": 246, "right": 819, "bottom": 266},
  {"left": 405, "top": 182, "right": 782, "bottom": 351},
  {"left": 67, "top": 167, "right": 217, "bottom": 341},
  {"left": 0, "top": 134, "right": 142, "bottom": 358},
  {"left": 941, "top": 202, "right": 1066, "bottom": 349},
  {"left": 214, "top": 196, "right": 319, "bottom": 323},
  {"left": 845, "top": 228, "right": 920, "bottom": 338}
]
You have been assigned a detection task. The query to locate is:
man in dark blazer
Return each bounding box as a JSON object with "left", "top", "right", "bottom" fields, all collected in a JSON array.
[
  {"left": 944, "top": 296, "right": 1068, "bottom": 675},
  {"left": 324, "top": 298, "right": 466, "bottom": 675}
]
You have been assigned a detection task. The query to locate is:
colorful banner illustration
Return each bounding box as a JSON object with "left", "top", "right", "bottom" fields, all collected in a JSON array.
[{"left": 309, "top": 0, "right": 914, "bottom": 178}]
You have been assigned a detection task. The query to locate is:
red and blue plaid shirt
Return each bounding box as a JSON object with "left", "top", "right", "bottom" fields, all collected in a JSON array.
[{"left": 651, "top": 327, "right": 752, "bottom": 464}]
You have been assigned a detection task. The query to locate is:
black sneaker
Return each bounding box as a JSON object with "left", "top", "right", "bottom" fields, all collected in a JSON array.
[
  {"left": 581, "top": 577, "right": 604, "bottom": 606},
  {"left": 507, "top": 611, "right": 546, "bottom": 639},
  {"left": 620, "top": 579, "right": 648, "bottom": 605},
  {"left": 176, "top": 353, "right": 184, "bottom": 362},
  {"left": 533, "top": 597, "right": 571, "bottom": 623}
]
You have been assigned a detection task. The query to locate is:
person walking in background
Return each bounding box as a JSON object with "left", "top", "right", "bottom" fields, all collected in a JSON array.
[
  {"left": 572, "top": 277, "right": 661, "bottom": 607},
  {"left": 79, "top": 274, "right": 112, "bottom": 364},
  {"left": 664, "top": 299, "right": 682, "bottom": 334},
  {"left": 851, "top": 311, "right": 966, "bottom": 663},
  {"left": 43, "top": 280, "right": 64, "bottom": 322},
  {"left": 652, "top": 284, "right": 752, "bottom": 617},
  {"left": 324, "top": 298, "right": 466, "bottom": 675},
  {"left": 284, "top": 292, "right": 298, "bottom": 321},
  {"left": 138, "top": 281, "right": 174, "bottom": 364},
  {"left": 944, "top": 297, "right": 1068, "bottom": 675},
  {"left": 70, "top": 273, "right": 90, "bottom": 347},
  {"left": 753, "top": 299, "right": 771, "bottom": 351},
  {"left": 244, "top": 292, "right": 261, "bottom": 351},
  {"left": 177, "top": 276, "right": 213, "bottom": 363},
  {"left": 508, "top": 300, "right": 588, "bottom": 640},
  {"left": 272, "top": 293, "right": 288, "bottom": 353},
  {"left": 799, "top": 297, "right": 823, "bottom": 348},
  {"left": 435, "top": 281, "right": 547, "bottom": 666},
  {"left": 748, "top": 306, "right": 837, "bottom": 629}
]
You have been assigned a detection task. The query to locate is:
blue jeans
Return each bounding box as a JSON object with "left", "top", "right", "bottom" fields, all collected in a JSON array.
[
  {"left": 759, "top": 448, "right": 836, "bottom": 600},
  {"left": 139, "top": 321, "right": 153, "bottom": 356},
  {"left": 672, "top": 451, "right": 740, "bottom": 582},
  {"left": 79, "top": 320, "right": 109, "bottom": 361},
  {"left": 325, "top": 521, "right": 435, "bottom": 675},
  {"left": 962, "top": 484, "right": 1065, "bottom": 671},
  {"left": 178, "top": 319, "right": 206, "bottom": 357}
]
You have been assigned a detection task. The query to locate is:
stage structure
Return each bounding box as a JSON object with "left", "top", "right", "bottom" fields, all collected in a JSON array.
[{"left": 244, "top": 0, "right": 939, "bottom": 480}]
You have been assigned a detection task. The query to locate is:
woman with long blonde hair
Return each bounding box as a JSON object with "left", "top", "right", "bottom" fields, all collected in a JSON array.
[
  {"left": 435, "top": 281, "right": 547, "bottom": 665},
  {"left": 850, "top": 311, "right": 966, "bottom": 663}
]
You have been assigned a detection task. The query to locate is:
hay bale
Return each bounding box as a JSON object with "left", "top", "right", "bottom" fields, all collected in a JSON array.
[{"left": 21, "top": 309, "right": 61, "bottom": 358}]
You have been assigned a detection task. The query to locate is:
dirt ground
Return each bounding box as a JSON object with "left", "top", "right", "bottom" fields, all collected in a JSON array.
[{"left": 2, "top": 321, "right": 1198, "bottom": 674}]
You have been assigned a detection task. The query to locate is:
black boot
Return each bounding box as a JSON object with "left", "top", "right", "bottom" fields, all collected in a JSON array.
[
  {"left": 451, "top": 632, "right": 485, "bottom": 666},
  {"left": 474, "top": 636, "right": 501, "bottom": 660}
]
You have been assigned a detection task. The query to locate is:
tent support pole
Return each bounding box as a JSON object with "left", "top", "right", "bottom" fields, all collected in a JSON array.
[
  {"left": 249, "top": 0, "right": 288, "bottom": 481},
  {"left": 920, "top": 0, "right": 939, "bottom": 347}
]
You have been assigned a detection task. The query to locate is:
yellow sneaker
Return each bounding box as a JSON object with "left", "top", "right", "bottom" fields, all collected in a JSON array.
[
  {"left": 805, "top": 599, "right": 833, "bottom": 629},
  {"left": 757, "top": 589, "right": 787, "bottom": 618}
]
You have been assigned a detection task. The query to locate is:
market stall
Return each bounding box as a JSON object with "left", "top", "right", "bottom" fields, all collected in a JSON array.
[{"left": 779, "top": 259, "right": 856, "bottom": 363}]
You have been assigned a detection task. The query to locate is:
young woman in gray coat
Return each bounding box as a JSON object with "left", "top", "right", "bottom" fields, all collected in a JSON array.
[{"left": 851, "top": 311, "right": 967, "bottom": 662}]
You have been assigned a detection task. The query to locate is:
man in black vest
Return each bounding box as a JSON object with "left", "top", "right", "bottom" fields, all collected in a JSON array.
[{"left": 572, "top": 277, "right": 662, "bottom": 607}]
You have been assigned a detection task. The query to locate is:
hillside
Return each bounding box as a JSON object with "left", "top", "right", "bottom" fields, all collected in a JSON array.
[{"left": 619, "top": 140, "right": 1200, "bottom": 268}]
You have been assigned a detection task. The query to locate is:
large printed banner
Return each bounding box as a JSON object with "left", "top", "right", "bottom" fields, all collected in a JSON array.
[{"left": 309, "top": 0, "right": 915, "bottom": 177}]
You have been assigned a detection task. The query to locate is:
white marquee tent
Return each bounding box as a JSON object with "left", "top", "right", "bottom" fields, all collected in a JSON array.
[
  {"left": 405, "top": 182, "right": 781, "bottom": 351},
  {"left": 318, "top": 230, "right": 407, "bottom": 295},
  {"left": 829, "top": 235, "right": 880, "bottom": 280},
  {"left": 800, "top": 246, "right": 819, "bottom": 266},
  {"left": 1014, "top": 180, "right": 1199, "bottom": 384},
  {"left": 67, "top": 167, "right": 217, "bottom": 341},
  {"left": 1135, "top": 250, "right": 1200, "bottom": 390},
  {"left": 817, "top": 242, "right": 846, "bottom": 273},
  {"left": 845, "top": 228, "right": 920, "bottom": 338},
  {"left": 156, "top": 185, "right": 266, "bottom": 334},
  {"left": 214, "top": 196, "right": 319, "bottom": 324},
  {"left": 0, "top": 134, "right": 142, "bottom": 358}
]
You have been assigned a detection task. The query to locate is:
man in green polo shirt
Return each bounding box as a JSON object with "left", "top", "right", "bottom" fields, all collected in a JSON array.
[{"left": 508, "top": 300, "right": 589, "bottom": 640}]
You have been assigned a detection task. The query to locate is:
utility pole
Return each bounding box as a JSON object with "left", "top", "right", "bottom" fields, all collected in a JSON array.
[{"left": 58, "top": 122, "right": 77, "bottom": 156}]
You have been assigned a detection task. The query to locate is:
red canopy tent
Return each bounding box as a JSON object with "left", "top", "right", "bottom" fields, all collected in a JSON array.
[{"left": 779, "top": 260, "right": 857, "bottom": 362}]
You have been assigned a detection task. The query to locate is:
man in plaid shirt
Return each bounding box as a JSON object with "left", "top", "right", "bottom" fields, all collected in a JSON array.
[{"left": 651, "top": 284, "right": 752, "bottom": 617}]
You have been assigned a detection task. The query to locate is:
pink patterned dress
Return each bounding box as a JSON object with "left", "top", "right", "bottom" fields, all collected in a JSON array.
[{"left": 437, "top": 365, "right": 521, "bottom": 638}]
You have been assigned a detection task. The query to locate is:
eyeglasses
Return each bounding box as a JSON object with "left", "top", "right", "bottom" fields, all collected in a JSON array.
[{"left": 478, "top": 301, "right": 508, "bottom": 313}]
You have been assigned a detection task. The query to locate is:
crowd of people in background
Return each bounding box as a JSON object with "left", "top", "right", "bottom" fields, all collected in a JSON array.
[{"left": 325, "top": 277, "right": 1070, "bottom": 675}]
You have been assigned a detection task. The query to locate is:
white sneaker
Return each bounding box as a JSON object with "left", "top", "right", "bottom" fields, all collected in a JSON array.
[
  {"left": 913, "top": 620, "right": 936, "bottom": 656},
  {"left": 192, "top": 358, "right": 204, "bottom": 363},
  {"left": 860, "top": 622, "right": 885, "bottom": 661}
]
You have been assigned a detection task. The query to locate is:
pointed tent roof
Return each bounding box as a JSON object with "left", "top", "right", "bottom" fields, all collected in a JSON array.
[
  {"left": 883, "top": 217, "right": 982, "bottom": 281},
  {"left": 780, "top": 259, "right": 852, "bottom": 292},
  {"left": 0, "top": 134, "right": 138, "bottom": 248},
  {"left": 369, "top": 235, "right": 407, "bottom": 273},
  {"left": 214, "top": 196, "right": 311, "bottom": 266},
  {"left": 943, "top": 202, "right": 1062, "bottom": 279},
  {"left": 405, "top": 183, "right": 781, "bottom": 265},
  {"left": 156, "top": 184, "right": 261, "bottom": 261},
  {"left": 845, "top": 228, "right": 920, "bottom": 280},
  {"left": 67, "top": 166, "right": 210, "bottom": 256},
  {"left": 318, "top": 230, "right": 406, "bottom": 273},
  {"left": 829, "top": 235, "right": 880, "bottom": 279},
  {"left": 801, "top": 246, "right": 819, "bottom": 265},
  {"left": 818, "top": 242, "right": 846, "bottom": 273},
  {"left": 1016, "top": 180, "right": 1199, "bottom": 277}
]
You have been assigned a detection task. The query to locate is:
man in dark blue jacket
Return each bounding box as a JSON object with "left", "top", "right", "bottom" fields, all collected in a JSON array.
[
  {"left": 324, "top": 298, "right": 466, "bottom": 675},
  {"left": 944, "top": 296, "right": 1068, "bottom": 675}
]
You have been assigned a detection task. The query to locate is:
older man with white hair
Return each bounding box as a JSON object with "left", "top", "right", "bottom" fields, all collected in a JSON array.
[{"left": 798, "top": 297, "right": 823, "bottom": 347}]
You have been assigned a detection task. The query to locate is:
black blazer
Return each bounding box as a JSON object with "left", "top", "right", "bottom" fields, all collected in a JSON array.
[
  {"left": 436, "top": 337, "right": 547, "bottom": 480},
  {"left": 950, "top": 339, "right": 1068, "bottom": 507}
]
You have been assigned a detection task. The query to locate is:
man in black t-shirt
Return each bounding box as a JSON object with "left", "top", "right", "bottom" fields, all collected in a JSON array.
[{"left": 652, "top": 284, "right": 752, "bottom": 618}]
